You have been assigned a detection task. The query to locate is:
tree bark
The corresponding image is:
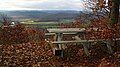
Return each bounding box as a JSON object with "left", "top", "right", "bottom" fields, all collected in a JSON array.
[
  {"left": 109, "top": 0, "right": 119, "bottom": 52},
  {"left": 110, "top": 0, "right": 119, "bottom": 25}
]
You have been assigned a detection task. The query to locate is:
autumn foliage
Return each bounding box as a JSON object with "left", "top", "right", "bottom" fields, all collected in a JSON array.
[
  {"left": 0, "top": 15, "right": 120, "bottom": 66},
  {"left": 85, "top": 17, "right": 120, "bottom": 40},
  {"left": 0, "top": 24, "right": 45, "bottom": 44}
]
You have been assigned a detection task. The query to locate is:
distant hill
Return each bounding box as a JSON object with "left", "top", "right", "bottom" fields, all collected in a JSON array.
[{"left": 0, "top": 10, "right": 82, "bottom": 22}]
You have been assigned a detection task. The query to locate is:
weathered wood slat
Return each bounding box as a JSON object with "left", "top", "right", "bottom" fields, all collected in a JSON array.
[
  {"left": 47, "top": 28, "right": 86, "bottom": 33},
  {"left": 47, "top": 28, "right": 98, "bottom": 33},
  {"left": 45, "top": 33, "right": 77, "bottom": 36},
  {"left": 52, "top": 40, "right": 102, "bottom": 44},
  {"left": 51, "top": 38, "right": 120, "bottom": 44}
]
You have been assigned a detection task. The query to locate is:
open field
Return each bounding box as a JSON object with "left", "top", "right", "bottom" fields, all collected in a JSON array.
[{"left": 21, "top": 21, "right": 60, "bottom": 28}]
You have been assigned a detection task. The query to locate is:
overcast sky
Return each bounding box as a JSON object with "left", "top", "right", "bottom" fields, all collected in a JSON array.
[{"left": 0, "top": 0, "right": 85, "bottom": 11}]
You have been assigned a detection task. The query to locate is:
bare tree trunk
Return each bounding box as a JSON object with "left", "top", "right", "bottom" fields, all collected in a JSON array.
[
  {"left": 110, "top": 0, "right": 119, "bottom": 25},
  {"left": 109, "top": 0, "right": 119, "bottom": 52}
]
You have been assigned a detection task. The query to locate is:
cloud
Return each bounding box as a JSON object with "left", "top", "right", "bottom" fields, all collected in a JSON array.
[
  {"left": 0, "top": 0, "right": 48, "bottom": 2},
  {"left": 0, "top": 0, "right": 84, "bottom": 10},
  {"left": 20, "top": 0, "right": 48, "bottom": 1}
]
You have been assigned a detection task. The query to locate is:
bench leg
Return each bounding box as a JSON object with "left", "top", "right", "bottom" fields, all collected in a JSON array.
[
  {"left": 58, "top": 44, "right": 62, "bottom": 50},
  {"left": 107, "top": 40, "right": 113, "bottom": 54},
  {"left": 107, "top": 44, "right": 113, "bottom": 54},
  {"left": 53, "top": 47, "right": 58, "bottom": 55},
  {"left": 83, "top": 43, "right": 90, "bottom": 56},
  {"left": 106, "top": 43, "right": 113, "bottom": 54}
]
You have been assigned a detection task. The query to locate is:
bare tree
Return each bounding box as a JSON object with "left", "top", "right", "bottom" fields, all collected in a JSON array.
[
  {"left": 83, "top": 0, "right": 109, "bottom": 14},
  {"left": 0, "top": 13, "right": 12, "bottom": 26},
  {"left": 83, "top": 0, "right": 119, "bottom": 25}
]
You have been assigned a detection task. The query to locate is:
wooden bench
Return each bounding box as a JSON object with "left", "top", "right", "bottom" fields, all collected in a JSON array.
[
  {"left": 51, "top": 39, "right": 113, "bottom": 56},
  {"left": 45, "top": 28, "right": 117, "bottom": 57}
]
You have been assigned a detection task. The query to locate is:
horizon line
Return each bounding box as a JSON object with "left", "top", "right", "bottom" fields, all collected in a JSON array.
[{"left": 0, "top": 9, "right": 84, "bottom": 11}]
